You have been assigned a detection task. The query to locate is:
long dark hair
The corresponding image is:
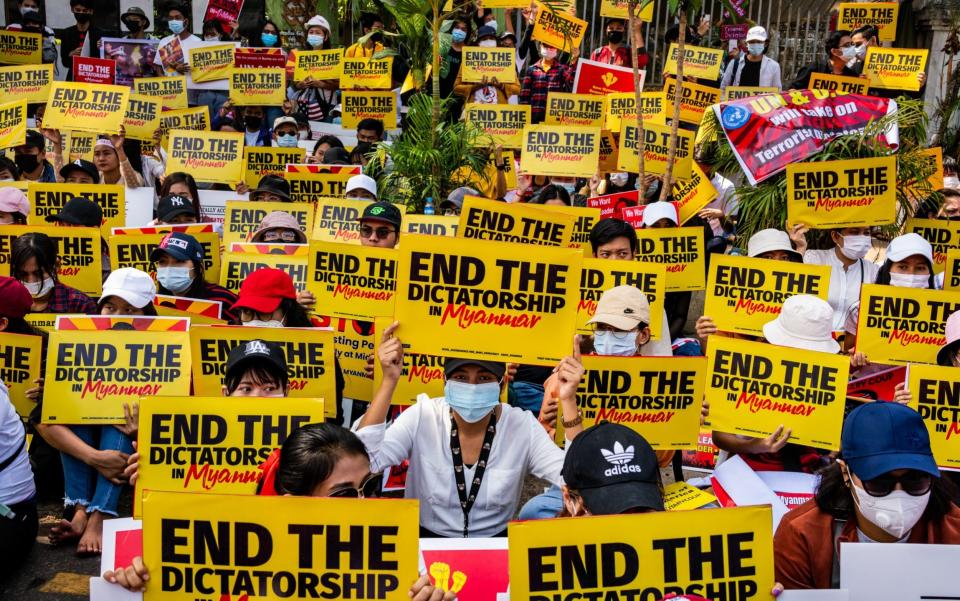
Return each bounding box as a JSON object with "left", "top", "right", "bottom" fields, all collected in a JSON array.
[
  {"left": 874, "top": 257, "right": 936, "bottom": 289},
  {"left": 815, "top": 462, "right": 958, "bottom": 521},
  {"left": 159, "top": 172, "right": 202, "bottom": 221},
  {"left": 274, "top": 423, "right": 369, "bottom": 496},
  {"left": 11, "top": 233, "right": 58, "bottom": 282},
  {"left": 532, "top": 184, "right": 571, "bottom": 205},
  {"left": 279, "top": 298, "right": 312, "bottom": 327}
]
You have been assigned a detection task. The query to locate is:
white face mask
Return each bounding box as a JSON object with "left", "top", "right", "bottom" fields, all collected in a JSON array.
[
  {"left": 855, "top": 44, "right": 867, "bottom": 59},
  {"left": 22, "top": 276, "right": 54, "bottom": 299},
  {"left": 944, "top": 175, "right": 960, "bottom": 189},
  {"left": 541, "top": 47, "right": 558, "bottom": 60},
  {"left": 851, "top": 482, "right": 930, "bottom": 539},
  {"left": 609, "top": 172, "right": 628, "bottom": 186},
  {"left": 204, "top": 34, "right": 220, "bottom": 41},
  {"left": 478, "top": 39, "right": 497, "bottom": 48},
  {"left": 593, "top": 330, "right": 638, "bottom": 356},
  {"left": 889, "top": 272, "right": 930, "bottom": 288},
  {"left": 839, "top": 234, "right": 872, "bottom": 260},
  {"left": 841, "top": 45, "right": 857, "bottom": 61},
  {"left": 244, "top": 319, "right": 284, "bottom": 328}
]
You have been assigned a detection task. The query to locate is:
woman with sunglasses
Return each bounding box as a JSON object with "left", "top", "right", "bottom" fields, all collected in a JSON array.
[{"left": 775, "top": 402, "right": 960, "bottom": 589}]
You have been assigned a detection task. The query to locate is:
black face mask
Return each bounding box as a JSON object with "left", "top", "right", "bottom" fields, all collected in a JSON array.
[
  {"left": 73, "top": 11, "right": 91, "bottom": 24},
  {"left": 244, "top": 115, "right": 263, "bottom": 130},
  {"left": 369, "top": 30, "right": 383, "bottom": 43},
  {"left": 15, "top": 153, "right": 39, "bottom": 173},
  {"left": 123, "top": 18, "right": 144, "bottom": 32},
  {"left": 606, "top": 30, "right": 624, "bottom": 44}
]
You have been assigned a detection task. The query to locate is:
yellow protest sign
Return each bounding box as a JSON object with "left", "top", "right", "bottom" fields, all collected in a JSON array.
[
  {"left": 912, "top": 147, "right": 944, "bottom": 197},
  {"left": 133, "top": 76, "right": 188, "bottom": 109},
  {"left": 340, "top": 57, "right": 394, "bottom": 90},
  {"left": 190, "top": 326, "right": 338, "bottom": 413},
  {"left": 394, "top": 234, "right": 582, "bottom": 364},
  {"left": 705, "top": 254, "right": 831, "bottom": 336},
  {"left": 706, "top": 336, "right": 848, "bottom": 450},
  {"left": 230, "top": 67, "right": 286, "bottom": 106},
  {"left": 305, "top": 241, "right": 397, "bottom": 320},
  {"left": 224, "top": 200, "right": 314, "bottom": 245},
  {"left": 509, "top": 505, "right": 774, "bottom": 601},
  {"left": 42, "top": 329, "right": 191, "bottom": 424},
  {"left": 531, "top": 2, "right": 587, "bottom": 52},
  {"left": 154, "top": 295, "right": 226, "bottom": 325},
  {"left": 635, "top": 227, "right": 705, "bottom": 291},
  {"left": 287, "top": 169, "right": 355, "bottom": 202},
  {"left": 536, "top": 204, "right": 601, "bottom": 250},
  {"left": 65, "top": 132, "right": 94, "bottom": 161},
  {"left": 544, "top": 92, "right": 605, "bottom": 127},
  {"left": 220, "top": 251, "right": 308, "bottom": 293},
  {"left": 141, "top": 491, "right": 420, "bottom": 601},
  {"left": 0, "top": 331, "right": 41, "bottom": 417},
  {"left": 372, "top": 317, "right": 445, "bottom": 406},
  {"left": 520, "top": 124, "right": 601, "bottom": 178},
  {"left": 109, "top": 232, "right": 221, "bottom": 282},
  {"left": 317, "top": 316, "right": 375, "bottom": 402},
  {"left": 672, "top": 162, "right": 717, "bottom": 224},
  {"left": 461, "top": 47, "right": 517, "bottom": 84},
  {"left": 158, "top": 106, "right": 210, "bottom": 139},
  {"left": 166, "top": 130, "right": 244, "bottom": 184},
  {"left": 342, "top": 91, "right": 397, "bottom": 129},
  {"left": 0, "top": 100, "right": 25, "bottom": 150},
  {"left": 664, "top": 76, "right": 722, "bottom": 125},
  {"left": 0, "top": 31, "right": 41, "bottom": 65},
  {"left": 243, "top": 146, "right": 305, "bottom": 189},
  {"left": 663, "top": 43, "right": 725, "bottom": 80},
  {"left": 808, "top": 72, "right": 869, "bottom": 96},
  {"left": 577, "top": 258, "right": 665, "bottom": 336},
  {"left": 0, "top": 225, "right": 102, "bottom": 296},
  {"left": 0, "top": 64, "right": 52, "bottom": 104},
  {"left": 122, "top": 94, "right": 163, "bottom": 142},
  {"left": 403, "top": 214, "right": 460, "bottom": 237},
  {"left": 721, "top": 86, "right": 778, "bottom": 101},
  {"left": 838, "top": 2, "right": 899, "bottom": 42},
  {"left": 313, "top": 197, "right": 374, "bottom": 244},
  {"left": 909, "top": 364, "right": 960, "bottom": 469},
  {"left": 458, "top": 195, "right": 577, "bottom": 246},
  {"left": 863, "top": 47, "right": 928, "bottom": 91},
  {"left": 23, "top": 313, "right": 58, "bottom": 332},
  {"left": 944, "top": 250, "right": 960, "bottom": 291},
  {"left": 787, "top": 156, "right": 897, "bottom": 228},
  {"left": 597, "top": 129, "right": 619, "bottom": 173},
  {"left": 605, "top": 91, "right": 666, "bottom": 132},
  {"left": 663, "top": 481, "right": 718, "bottom": 511},
  {"left": 44, "top": 81, "right": 130, "bottom": 134},
  {"left": 293, "top": 48, "right": 343, "bottom": 82},
  {"left": 855, "top": 284, "right": 960, "bottom": 366},
  {"left": 464, "top": 103, "right": 530, "bottom": 149},
  {"left": 28, "top": 183, "right": 124, "bottom": 239},
  {"left": 600, "top": 0, "right": 654, "bottom": 19},
  {"left": 187, "top": 43, "right": 235, "bottom": 83},
  {"left": 619, "top": 121, "right": 693, "bottom": 179},
  {"left": 904, "top": 217, "right": 960, "bottom": 274}
]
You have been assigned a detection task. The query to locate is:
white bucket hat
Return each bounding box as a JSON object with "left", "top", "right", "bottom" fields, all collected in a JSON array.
[
  {"left": 641, "top": 201, "right": 678, "bottom": 227},
  {"left": 763, "top": 294, "right": 840, "bottom": 354},
  {"left": 747, "top": 228, "right": 801, "bottom": 260}
]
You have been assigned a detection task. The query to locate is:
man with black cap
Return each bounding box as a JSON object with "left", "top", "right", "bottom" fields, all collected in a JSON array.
[
  {"left": 59, "top": 159, "right": 100, "bottom": 185},
  {"left": 358, "top": 201, "right": 402, "bottom": 248},
  {"left": 14, "top": 131, "right": 56, "bottom": 183},
  {"left": 10, "top": 2, "right": 57, "bottom": 64},
  {"left": 120, "top": 6, "right": 152, "bottom": 40},
  {"left": 44, "top": 196, "right": 102, "bottom": 227},
  {"left": 249, "top": 175, "right": 291, "bottom": 202},
  {"left": 155, "top": 194, "right": 197, "bottom": 225},
  {"left": 223, "top": 339, "right": 290, "bottom": 397},
  {"left": 322, "top": 147, "right": 352, "bottom": 166}
]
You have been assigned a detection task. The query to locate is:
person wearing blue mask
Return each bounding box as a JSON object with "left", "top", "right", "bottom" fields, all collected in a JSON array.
[
  {"left": 440, "top": 16, "right": 472, "bottom": 121},
  {"left": 154, "top": 5, "right": 199, "bottom": 77},
  {"left": 357, "top": 322, "right": 584, "bottom": 537},
  {"left": 719, "top": 26, "right": 782, "bottom": 92},
  {"left": 255, "top": 19, "right": 283, "bottom": 48},
  {"left": 150, "top": 231, "right": 239, "bottom": 322},
  {"left": 272, "top": 116, "right": 300, "bottom": 148}
]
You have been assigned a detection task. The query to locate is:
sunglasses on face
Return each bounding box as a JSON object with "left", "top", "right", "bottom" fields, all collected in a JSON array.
[
  {"left": 359, "top": 225, "right": 395, "bottom": 239},
  {"left": 328, "top": 472, "right": 383, "bottom": 498},
  {"left": 262, "top": 230, "right": 299, "bottom": 242},
  {"left": 860, "top": 470, "right": 933, "bottom": 497}
]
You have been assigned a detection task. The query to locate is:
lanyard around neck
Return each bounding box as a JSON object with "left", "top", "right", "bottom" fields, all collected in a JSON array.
[{"left": 449, "top": 410, "right": 497, "bottom": 538}]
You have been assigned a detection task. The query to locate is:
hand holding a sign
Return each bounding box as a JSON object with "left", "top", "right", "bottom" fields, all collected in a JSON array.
[
  {"left": 553, "top": 336, "right": 586, "bottom": 439},
  {"left": 113, "top": 401, "right": 139, "bottom": 438},
  {"left": 411, "top": 573, "right": 457, "bottom": 601},
  {"left": 893, "top": 381, "right": 911, "bottom": 405},
  {"left": 788, "top": 223, "right": 808, "bottom": 255},
  {"left": 103, "top": 556, "right": 149, "bottom": 592},
  {"left": 715, "top": 425, "right": 793, "bottom": 457}
]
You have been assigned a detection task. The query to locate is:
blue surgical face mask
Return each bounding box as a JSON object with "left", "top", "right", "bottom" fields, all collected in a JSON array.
[
  {"left": 262, "top": 32, "right": 278, "bottom": 46},
  {"left": 444, "top": 380, "right": 500, "bottom": 423},
  {"left": 593, "top": 330, "right": 639, "bottom": 356},
  {"left": 168, "top": 19, "right": 185, "bottom": 35},
  {"left": 747, "top": 43, "right": 765, "bottom": 56},
  {"left": 277, "top": 134, "right": 298, "bottom": 148},
  {"left": 307, "top": 33, "right": 325, "bottom": 48},
  {"left": 452, "top": 29, "right": 467, "bottom": 43},
  {"left": 156, "top": 266, "right": 193, "bottom": 294}
]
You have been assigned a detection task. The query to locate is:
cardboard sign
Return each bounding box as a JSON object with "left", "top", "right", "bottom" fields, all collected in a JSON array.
[
  {"left": 372, "top": 318, "right": 445, "bottom": 406},
  {"left": 305, "top": 241, "right": 398, "bottom": 320},
  {"left": 72, "top": 57, "right": 116, "bottom": 85},
  {"left": 619, "top": 120, "right": 693, "bottom": 179},
  {"left": 544, "top": 92, "right": 605, "bottom": 127},
  {"left": 904, "top": 217, "right": 960, "bottom": 274},
  {"left": 787, "top": 156, "right": 897, "bottom": 228},
  {"left": 141, "top": 491, "right": 419, "bottom": 601},
  {"left": 520, "top": 124, "right": 601, "bottom": 178},
  {"left": 393, "top": 235, "right": 582, "bottom": 365},
  {"left": 706, "top": 336, "right": 849, "bottom": 450},
  {"left": 315, "top": 316, "right": 375, "bottom": 402},
  {"left": 404, "top": 215, "right": 460, "bottom": 237},
  {"left": 635, "top": 227, "right": 705, "bottom": 291},
  {"left": 340, "top": 57, "right": 393, "bottom": 90},
  {"left": 158, "top": 106, "right": 210, "bottom": 140},
  {"left": 597, "top": 129, "right": 619, "bottom": 172},
  {"left": 721, "top": 86, "right": 778, "bottom": 101},
  {"left": 908, "top": 364, "right": 960, "bottom": 469},
  {"left": 220, "top": 251, "right": 308, "bottom": 293},
  {"left": 905, "top": 147, "right": 944, "bottom": 200},
  {"left": 43, "top": 81, "right": 130, "bottom": 134},
  {"left": 229, "top": 67, "right": 286, "bottom": 106},
  {"left": 420, "top": 538, "right": 510, "bottom": 601},
  {"left": 286, "top": 168, "right": 355, "bottom": 202},
  {"left": 243, "top": 146, "right": 305, "bottom": 188},
  {"left": 663, "top": 43, "right": 725, "bottom": 80},
  {"left": 663, "top": 481, "right": 718, "bottom": 511},
  {"left": 0, "top": 331, "right": 42, "bottom": 417},
  {"left": 531, "top": 3, "right": 588, "bottom": 52},
  {"left": 808, "top": 72, "right": 868, "bottom": 96},
  {"left": 664, "top": 75, "right": 722, "bottom": 125},
  {"left": 576, "top": 258, "right": 665, "bottom": 336},
  {"left": 42, "top": 328, "right": 191, "bottom": 424},
  {"left": 0, "top": 100, "right": 25, "bottom": 150},
  {"left": 122, "top": 94, "right": 162, "bottom": 142},
  {"left": 188, "top": 43, "right": 235, "bottom": 83},
  {"left": 837, "top": 2, "right": 899, "bottom": 42},
  {"left": 342, "top": 91, "right": 397, "bottom": 129},
  {"left": 29, "top": 182, "right": 125, "bottom": 239},
  {"left": 605, "top": 91, "right": 665, "bottom": 132},
  {"left": 458, "top": 195, "right": 577, "bottom": 246},
  {"left": 0, "top": 225, "right": 102, "bottom": 297},
  {"left": 166, "top": 130, "right": 244, "bottom": 184},
  {"left": 133, "top": 76, "right": 188, "bottom": 109},
  {"left": 855, "top": 284, "right": 960, "bottom": 366},
  {"left": 109, "top": 232, "right": 221, "bottom": 282},
  {"left": 847, "top": 365, "right": 906, "bottom": 403},
  {"left": 223, "top": 200, "right": 313, "bottom": 245},
  {"left": 508, "top": 506, "right": 774, "bottom": 601},
  {"left": 863, "top": 48, "right": 928, "bottom": 91},
  {"left": 313, "top": 197, "right": 379, "bottom": 244},
  {"left": 0, "top": 64, "right": 52, "bottom": 104},
  {"left": 0, "top": 31, "right": 41, "bottom": 65},
  {"left": 673, "top": 162, "right": 718, "bottom": 224},
  {"left": 705, "top": 254, "right": 831, "bottom": 336},
  {"left": 464, "top": 104, "right": 530, "bottom": 149},
  {"left": 461, "top": 47, "right": 516, "bottom": 85},
  {"left": 573, "top": 59, "right": 638, "bottom": 96},
  {"left": 293, "top": 48, "right": 343, "bottom": 82},
  {"left": 599, "top": 0, "right": 654, "bottom": 19},
  {"left": 537, "top": 204, "right": 601, "bottom": 250}
]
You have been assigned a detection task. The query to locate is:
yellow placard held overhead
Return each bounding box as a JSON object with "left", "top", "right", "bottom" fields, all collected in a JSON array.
[
  {"left": 141, "top": 491, "right": 420, "bottom": 601},
  {"left": 904, "top": 217, "right": 960, "bottom": 274},
  {"left": 600, "top": 0, "right": 654, "bottom": 19},
  {"left": 808, "top": 72, "right": 869, "bottom": 95},
  {"left": 0, "top": 64, "right": 53, "bottom": 104},
  {"left": 673, "top": 162, "right": 717, "bottom": 224},
  {"left": 576, "top": 258, "right": 665, "bottom": 336},
  {"left": 0, "top": 225, "right": 103, "bottom": 297},
  {"left": 188, "top": 44, "right": 235, "bottom": 82},
  {"left": 158, "top": 106, "right": 210, "bottom": 139},
  {"left": 42, "top": 329, "right": 192, "bottom": 425},
  {"left": 340, "top": 57, "right": 394, "bottom": 90},
  {"left": 663, "top": 43, "right": 725, "bottom": 80},
  {"left": 837, "top": 2, "right": 899, "bottom": 41},
  {"left": 855, "top": 284, "right": 960, "bottom": 366},
  {"left": 909, "top": 364, "right": 960, "bottom": 470},
  {"left": 863, "top": 48, "right": 928, "bottom": 91},
  {"left": 341, "top": 91, "right": 397, "bottom": 129},
  {"left": 372, "top": 317, "right": 445, "bottom": 406},
  {"left": 44, "top": 81, "right": 130, "bottom": 134},
  {"left": 0, "top": 100, "right": 26, "bottom": 150},
  {"left": 133, "top": 76, "right": 188, "bottom": 109},
  {"left": 28, "top": 183, "right": 124, "bottom": 239},
  {"left": 230, "top": 68, "right": 287, "bottom": 106},
  {"left": 286, "top": 169, "right": 355, "bottom": 202},
  {"left": 223, "top": 200, "right": 314, "bottom": 245},
  {"left": 787, "top": 156, "right": 897, "bottom": 228},
  {"left": 122, "top": 94, "right": 163, "bottom": 142},
  {"left": 635, "top": 227, "right": 705, "bottom": 291},
  {"left": 605, "top": 91, "right": 666, "bottom": 132},
  {"left": 0, "top": 331, "right": 42, "bottom": 417},
  {"left": 293, "top": 48, "right": 343, "bottom": 82},
  {"left": 508, "top": 506, "right": 774, "bottom": 601},
  {"left": 458, "top": 195, "right": 578, "bottom": 246},
  {"left": 705, "top": 254, "right": 831, "bottom": 336},
  {"left": 619, "top": 121, "right": 693, "bottom": 179},
  {"left": 66, "top": 132, "right": 95, "bottom": 161},
  {"left": 165, "top": 129, "right": 244, "bottom": 184},
  {"left": 404, "top": 215, "right": 460, "bottom": 237},
  {"left": 544, "top": 92, "right": 605, "bottom": 127},
  {"left": 0, "top": 31, "right": 41, "bottom": 65},
  {"left": 721, "top": 86, "right": 778, "bottom": 101},
  {"left": 520, "top": 124, "right": 601, "bottom": 178},
  {"left": 220, "top": 251, "right": 308, "bottom": 293},
  {"left": 464, "top": 103, "right": 530, "bottom": 149},
  {"left": 663, "top": 76, "right": 722, "bottom": 125},
  {"left": 461, "top": 47, "right": 517, "bottom": 84},
  {"left": 573, "top": 356, "right": 705, "bottom": 448},
  {"left": 305, "top": 241, "right": 398, "bottom": 320},
  {"left": 243, "top": 146, "right": 305, "bottom": 189},
  {"left": 531, "top": 2, "right": 587, "bottom": 52},
  {"left": 706, "top": 336, "right": 849, "bottom": 450},
  {"left": 393, "top": 234, "right": 582, "bottom": 365}
]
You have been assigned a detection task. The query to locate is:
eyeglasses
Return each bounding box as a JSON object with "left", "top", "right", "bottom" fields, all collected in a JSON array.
[
  {"left": 443, "top": 208, "right": 459, "bottom": 216},
  {"left": 328, "top": 472, "right": 383, "bottom": 498},
  {"left": 359, "top": 225, "right": 396, "bottom": 239},
  {"left": 593, "top": 325, "right": 639, "bottom": 339},
  {"left": 860, "top": 470, "right": 933, "bottom": 497},
  {"left": 262, "top": 230, "right": 299, "bottom": 242}
]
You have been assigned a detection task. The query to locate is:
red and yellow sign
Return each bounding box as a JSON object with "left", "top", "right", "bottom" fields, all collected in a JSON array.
[
  {"left": 635, "top": 227, "right": 705, "bottom": 292},
  {"left": 293, "top": 48, "right": 343, "bottom": 82},
  {"left": 605, "top": 91, "right": 666, "bottom": 132},
  {"left": 243, "top": 146, "right": 305, "bottom": 188},
  {"left": 0, "top": 31, "right": 41, "bottom": 65},
  {"left": 44, "top": 81, "right": 130, "bottom": 134},
  {"left": 464, "top": 103, "right": 530, "bottom": 149},
  {"left": 545, "top": 92, "right": 605, "bottom": 127},
  {"left": 864, "top": 48, "right": 928, "bottom": 91},
  {"left": 663, "top": 43, "right": 725, "bottom": 80},
  {"left": 808, "top": 72, "right": 868, "bottom": 95},
  {"left": 0, "top": 331, "right": 42, "bottom": 417},
  {"left": 188, "top": 44, "right": 235, "bottom": 82},
  {"left": 458, "top": 195, "right": 577, "bottom": 246},
  {"left": 305, "top": 241, "right": 398, "bottom": 320},
  {"left": 229, "top": 68, "right": 286, "bottom": 105},
  {"left": 0, "top": 100, "right": 26, "bottom": 150},
  {"left": 0, "top": 64, "right": 52, "bottom": 104},
  {"left": 531, "top": 2, "right": 588, "bottom": 52},
  {"left": 461, "top": 47, "right": 516, "bottom": 84},
  {"left": 838, "top": 2, "right": 899, "bottom": 42},
  {"left": 619, "top": 121, "right": 693, "bottom": 179},
  {"left": 341, "top": 91, "right": 397, "bottom": 129},
  {"left": 520, "top": 124, "right": 601, "bottom": 178},
  {"left": 909, "top": 364, "right": 960, "bottom": 469},
  {"left": 664, "top": 76, "right": 722, "bottom": 125},
  {"left": 340, "top": 57, "right": 393, "bottom": 90},
  {"left": 134, "top": 76, "right": 188, "bottom": 109},
  {"left": 122, "top": 94, "right": 163, "bottom": 142},
  {"left": 787, "top": 156, "right": 897, "bottom": 228},
  {"left": 166, "top": 130, "right": 244, "bottom": 184}
]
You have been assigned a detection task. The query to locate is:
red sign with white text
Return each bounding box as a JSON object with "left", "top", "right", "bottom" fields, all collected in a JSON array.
[
  {"left": 587, "top": 189, "right": 639, "bottom": 220},
  {"left": 574, "top": 58, "right": 640, "bottom": 96},
  {"left": 73, "top": 57, "right": 116, "bottom": 85},
  {"left": 204, "top": 0, "right": 244, "bottom": 28},
  {"left": 234, "top": 47, "right": 286, "bottom": 69}
]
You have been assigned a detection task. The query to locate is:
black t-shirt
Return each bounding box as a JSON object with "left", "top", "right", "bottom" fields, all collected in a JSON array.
[{"left": 739, "top": 58, "right": 762, "bottom": 87}]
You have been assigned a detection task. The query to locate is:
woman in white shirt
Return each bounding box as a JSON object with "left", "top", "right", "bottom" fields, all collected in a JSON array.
[
  {"left": 356, "top": 322, "right": 584, "bottom": 537},
  {"left": 802, "top": 227, "right": 879, "bottom": 332}
]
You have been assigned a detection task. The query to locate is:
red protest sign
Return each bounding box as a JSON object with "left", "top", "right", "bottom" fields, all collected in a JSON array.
[
  {"left": 720, "top": 24, "right": 750, "bottom": 41},
  {"left": 573, "top": 58, "right": 638, "bottom": 96},
  {"left": 846, "top": 365, "right": 906, "bottom": 402},
  {"left": 234, "top": 47, "right": 286, "bottom": 69},
  {"left": 72, "top": 57, "right": 116, "bottom": 85},
  {"left": 420, "top": 538, "right": 509, "bottom": 601},
  {"left": 204, "top": 0, "right": 244, "bottom": 27},
  {"left": 587, "top": 189, "right": 639, "bottom": 220}
]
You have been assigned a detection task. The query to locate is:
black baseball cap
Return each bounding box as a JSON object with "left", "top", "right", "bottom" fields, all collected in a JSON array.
[
  {"left": 45, "top": 196, "right": 103, "bottom": 226},
  {"left": 322, "top": 147, "right": 351, "bottom": 165},
  {"left": 21, "top": 130, "right": 45, "bottom": 151},
  {"left": 157, "top": 194, "right": 196, "bottom": 222},
  {"left": 59, "top": 159, "right": 101, "bottom": 184},
  {"left": 251, "top": 174, "right": 291, "bottom": 202},
  {"left": 562, "top": 422, "right": 664, "bottom": 514},
  {"left": 359, "top": 201, "right": 402, "bottom": 228},
  {"left": 442, "top": 357, "right": 506, "bottom": 381},
  {"left": 149, "top": 232, "right": 204, "bottom": 262},
  {"left": 224, "top": 339, "right": 288, "bottom": 385}
]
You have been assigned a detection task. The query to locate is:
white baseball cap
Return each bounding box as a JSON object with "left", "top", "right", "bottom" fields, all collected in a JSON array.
[
  {"left": 746, "top": 26, "right": 768, "bottom": 42},
  {"left": 101, "top": 267, "right": 156, "bottom": 309},
  {"left": 306, "top": 15, "right": 330, "bottom": 31},
  {"left": 762, "top": 294, "right": 840, "bottom": 354},
  {"left": 886, "top": 232, "right": 933, "bottom": 263},
  {"left": 345, "top": 174, "right": 378, "bottom": 198},
  {"left": 747, "top": 228, "right": 801, "bottom": 260},
  {"left": 273, "top": 116, "right": 298, "bottom": 130},
  {"left": 641, "top": 201, "right": 678, "bottom": 227}
]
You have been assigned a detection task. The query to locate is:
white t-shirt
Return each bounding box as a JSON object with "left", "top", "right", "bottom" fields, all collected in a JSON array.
[
  {"left": 355, "top": 395, "right": 565, "bottom": 537},
  {"left": 704, "top": 173, "right": 739, "bottom": 236},
  {"left": 804, "top": 248, "right": 880, "bottom": 331},
  {"left": 0, "top": 382, "right": 35, "bottom": 506},
  {"left": 154, "top": 34, "right": 232, "bottom": 90}
]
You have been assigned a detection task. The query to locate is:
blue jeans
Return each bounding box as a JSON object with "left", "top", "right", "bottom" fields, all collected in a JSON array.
[
  {"left": 61, "top": 426, "right": 132, "bottom": 516},
  {"left": 519, "top": 485, "right": 563, "bottom": 520},
  {"left": 510, "top": 382, "right": 545, "bottom": 414}
]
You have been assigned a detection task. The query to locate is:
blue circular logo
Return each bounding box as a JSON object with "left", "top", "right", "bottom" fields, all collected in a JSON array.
[{"left": 721, "top": 105, "right": 751, "bottom": 130}]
